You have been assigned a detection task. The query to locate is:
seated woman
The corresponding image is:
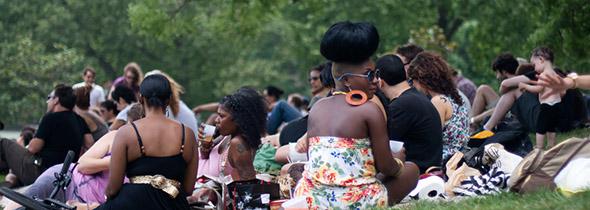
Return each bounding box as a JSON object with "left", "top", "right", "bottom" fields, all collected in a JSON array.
[
  {"left": 294, "top": 21, "right": 419, "bottom": 209},
  {"left": 186, "top": 128, "right": 232, "bottom": 205},
  {"left": 75, "top": 86, "right": 109, "bottom": 141},
  {"left": 187, "top": 87, "right": 268, "bottom": 205},
  {"left": 4, "top": 104, "right": 144, "bottom": 210},
  {"left": 407, "top": 52, "right": 470, "bottom": 161},
  {"left": 94, "top": 74, "right": 198, "bottom": 210},
  {"left": 218, "top": 87, "right": 267, "bottom": 181}
]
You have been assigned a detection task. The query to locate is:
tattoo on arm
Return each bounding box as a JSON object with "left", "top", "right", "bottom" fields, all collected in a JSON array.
[{"left": 236, "top": 142, "right": 247, "bottom": 153}]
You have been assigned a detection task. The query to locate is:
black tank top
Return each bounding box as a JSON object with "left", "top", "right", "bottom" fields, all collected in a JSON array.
[{"left": 127, "top": 122, "right": 187, "bottom": 181}]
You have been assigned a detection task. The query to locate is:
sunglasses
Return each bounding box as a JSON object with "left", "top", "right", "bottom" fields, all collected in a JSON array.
[
  {"left": 336, "top": 69, "right": 380, "bottom": 81},
  {"left": 308, "top": 76, "right": 320, "bottom": 82}
]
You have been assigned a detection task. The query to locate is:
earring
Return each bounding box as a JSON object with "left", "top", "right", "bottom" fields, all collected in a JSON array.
[{"left": 345, "top": 90, "right": 368, "bottom": 106}]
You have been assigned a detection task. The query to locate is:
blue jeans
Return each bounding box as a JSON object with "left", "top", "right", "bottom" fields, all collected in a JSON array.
[{"left": 266, "top": 100, "right": 302, "bottom": 134}]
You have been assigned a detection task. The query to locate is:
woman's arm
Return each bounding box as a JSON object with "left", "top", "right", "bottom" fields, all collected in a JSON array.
[
  {"left": 228, "top": 137, "right": 257, "bottom": 181},
  {"left": 366, "top": 103, "right": 399, "bottom": 177},
  {"left": 109, "top": 119, "right": 126, "bottom": 131},
  {"left": 77, "top": 131, "right": 116, "bottom": 174},
  {"left": 537, "top": 73, "right": 590, "bottom": 90},
  {"left": 104, "top": 127, "right": 130, "bottom": 199},
  {"left": 183, "top": 128, "right": 198, "bottom": 194}
]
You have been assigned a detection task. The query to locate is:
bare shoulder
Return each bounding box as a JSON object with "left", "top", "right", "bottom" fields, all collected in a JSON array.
[
  {"left": 111, "top": 124, "right": 134, "bottom": 150},
  {"left": 358, "top": 99, "right": 383, "bottom": 114},
  {"left": 431, "top": 95, "right": 451, "bottom": 106},
  {"left": 230, "top": 136, "right": 250, "bottom": 153}
]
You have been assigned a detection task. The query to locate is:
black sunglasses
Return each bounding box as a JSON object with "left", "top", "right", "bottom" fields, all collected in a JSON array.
[{"left": 336, "top": 69, "right": 380, "bottom": 81}]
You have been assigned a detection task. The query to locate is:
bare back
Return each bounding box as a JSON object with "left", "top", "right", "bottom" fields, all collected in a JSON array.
[
  {"left": 308, "top": 95, "right": 380, "bottom": 138},
  {"left": 124, "top": 118, "right": 192, "bottom": 162}
]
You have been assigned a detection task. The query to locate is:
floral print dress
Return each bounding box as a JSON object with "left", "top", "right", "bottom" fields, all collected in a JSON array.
[
  {"left": 441, "top": 94, "right": 470, "bottom": 161},
  {"left": 294, "top": 136, "right": 388, "bottom": 210}
]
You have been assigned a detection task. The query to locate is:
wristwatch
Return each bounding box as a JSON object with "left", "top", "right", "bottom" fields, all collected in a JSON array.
[{"left": 567, "top": 72, "right": 579, "bottom": 89}]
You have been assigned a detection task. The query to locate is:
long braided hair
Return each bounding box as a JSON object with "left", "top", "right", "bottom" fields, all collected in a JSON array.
[
  {"left": 219, "top": 87, "right": 267, "bottom": 150},
  {"left": 407, "top": 51, "right": 464, "bottom": 106}
]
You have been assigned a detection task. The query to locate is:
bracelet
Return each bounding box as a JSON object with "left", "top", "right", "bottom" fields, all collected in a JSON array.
[
  {"left": 393, "top": 158, "right": 404, "bottom": 178},
  {"left": 568, "top": 73, "right": 579, "bottom": 89}
]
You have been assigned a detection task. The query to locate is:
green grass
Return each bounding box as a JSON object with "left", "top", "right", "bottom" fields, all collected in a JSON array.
[
  {"left": 396, "top": 190, "right": 590, "bottom": 210},
  {"left": 388, "top": 128, "right": 590, "bottom": 210}
]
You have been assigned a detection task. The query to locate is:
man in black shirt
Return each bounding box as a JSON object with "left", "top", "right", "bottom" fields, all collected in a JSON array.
[
  {"left": 376, "top": 54, "right": 443, "bottom": 173},
  {"left": 0, "top": 84, "right": 93, "bottom": 186}
]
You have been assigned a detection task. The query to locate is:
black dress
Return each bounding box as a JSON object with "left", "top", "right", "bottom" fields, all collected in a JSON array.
[{"left": 97, "top": 123, "right": 190, "bottom": 210}]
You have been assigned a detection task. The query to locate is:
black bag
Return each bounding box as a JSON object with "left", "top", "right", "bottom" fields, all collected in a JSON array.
[
  {"left": 468, "top": 118, "right": 532, "bottom": 157},
  {"left": 227, "top": 179, "right": 280, "bottom": 210}
]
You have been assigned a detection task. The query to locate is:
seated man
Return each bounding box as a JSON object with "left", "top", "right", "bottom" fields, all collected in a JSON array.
[
  {"left": 470, "top": 53, "right": 519, "bottom": 127},
  {"left": 0, "top": 84, "right": 93, "bottom": 187},
  {"left": 376, "top": 54, "right": 443, "bottom": 173},
  {"left": 109, "top": 85, "right": 137, "bottom": 130},
  {"left": 475, "top": 47, "right": 586, "bottom": 137}
]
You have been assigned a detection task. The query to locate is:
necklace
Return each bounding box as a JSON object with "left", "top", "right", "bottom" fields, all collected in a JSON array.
[{"left": 332, "top": 91, "right": 347, "bottom": 95}]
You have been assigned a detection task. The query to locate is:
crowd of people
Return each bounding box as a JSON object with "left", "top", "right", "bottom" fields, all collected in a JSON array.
[{"left": 0, "top": 20, "right": 588, "bottom": 209}]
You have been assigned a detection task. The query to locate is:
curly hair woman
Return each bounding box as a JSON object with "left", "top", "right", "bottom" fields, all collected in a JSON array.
[
  {"left": 407, "top": 51, "right": 470, "bottom": 161},
  {"left": 216, "top": 87, "right": 267, "bottom": 181}
]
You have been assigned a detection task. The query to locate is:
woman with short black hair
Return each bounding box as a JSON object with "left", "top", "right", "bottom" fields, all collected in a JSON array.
[
  {"left": 97, "top": 74, "right": 197, "bottom": 210},
  {"left": 294, "top": 21, "right": 419, "bottom": 209}
]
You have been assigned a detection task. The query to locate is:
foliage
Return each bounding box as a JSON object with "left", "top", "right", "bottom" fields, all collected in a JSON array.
[
  {"left": 1, "top": 0, "right": 589, "bottom": 126},
  {"left": 0, "top": 37, "right": 83, "bottom": 124}
]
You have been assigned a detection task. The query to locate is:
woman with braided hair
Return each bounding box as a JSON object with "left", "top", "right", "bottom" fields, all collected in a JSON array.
[{"left": 407, "top": 51, "right": 470, "bottom": 161}]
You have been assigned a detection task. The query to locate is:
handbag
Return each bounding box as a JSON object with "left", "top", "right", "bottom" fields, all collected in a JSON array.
[{"left": 226, "top": 179, "right": 280, "bottom": 210}]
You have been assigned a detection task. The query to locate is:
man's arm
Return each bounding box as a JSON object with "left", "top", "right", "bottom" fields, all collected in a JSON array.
[
  {"left": 27, "top": 138, "right": 44, "bottom": 154},
  {"left": 500, "top": 75, "right": 531, "bottom": 94},
  {"left": 192, "top": 102, "right": 219, "bottom": 114}
]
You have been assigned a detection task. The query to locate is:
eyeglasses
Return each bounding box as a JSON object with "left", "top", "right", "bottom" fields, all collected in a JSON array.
[
  {"left": 336, "top": 69, "right": 380, "bottom": 81},
  {"left": 308, "top": 76, "right": 320, "bottom": 82}
]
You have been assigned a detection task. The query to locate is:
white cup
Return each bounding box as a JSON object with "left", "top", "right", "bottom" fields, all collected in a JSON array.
[
  {"left": 389, "top": 140, "right": 404, "bottom": 153},
  {"left": 202, "top": 124, "right": 216, "bottom": 142}
]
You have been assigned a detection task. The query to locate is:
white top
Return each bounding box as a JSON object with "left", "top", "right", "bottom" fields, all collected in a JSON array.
[
  {"left": 166, "top": 100, "right": 199, "bottom": 138},
  {"left": 115, "top": 103, "right": 135, "bottom": 121},
  {"left": 73, "top": 82, "right": 105, "bottom": 108}
]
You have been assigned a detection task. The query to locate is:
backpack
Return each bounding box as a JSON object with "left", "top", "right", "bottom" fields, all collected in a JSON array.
[{"left": 508, "top": 137, "right": 590, "bottom": 193}]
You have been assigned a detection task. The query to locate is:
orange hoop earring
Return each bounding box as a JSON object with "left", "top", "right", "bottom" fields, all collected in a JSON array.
[{"left": 345, "top": 90, "right": 368, "bottom": 106}]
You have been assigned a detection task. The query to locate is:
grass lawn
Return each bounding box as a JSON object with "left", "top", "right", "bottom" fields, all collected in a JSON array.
[{"left": 388, "top": 128, "right": 590, "bottom": 210}]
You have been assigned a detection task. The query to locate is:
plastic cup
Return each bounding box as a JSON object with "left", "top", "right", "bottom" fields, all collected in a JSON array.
[
  {"left": 389, "top": 140, "right": 404, "bottom": 153},
  {"left": 202, "top": 124, "right": 216, "bottom": 142}
]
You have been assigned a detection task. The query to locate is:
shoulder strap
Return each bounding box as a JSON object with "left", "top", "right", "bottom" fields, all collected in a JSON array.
[
  {"left": 130, "top": 122, "right": 145, "bottom": 156},
  {"left": 180, "top": 124, "right": 185, "bottom": 153}
]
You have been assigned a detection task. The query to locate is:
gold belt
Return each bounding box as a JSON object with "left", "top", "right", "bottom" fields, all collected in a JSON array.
[{"left": 130, "top": 175, "right": 181, "bottom": 198}]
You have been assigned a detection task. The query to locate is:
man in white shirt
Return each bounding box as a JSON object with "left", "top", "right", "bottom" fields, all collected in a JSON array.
[{"left": 73, "top": 67, "right": 105, "bottom": 109}]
